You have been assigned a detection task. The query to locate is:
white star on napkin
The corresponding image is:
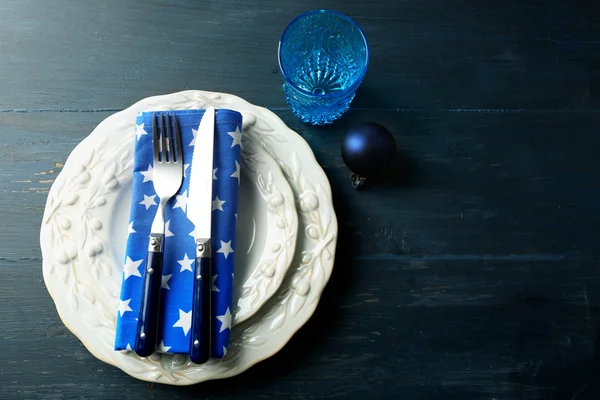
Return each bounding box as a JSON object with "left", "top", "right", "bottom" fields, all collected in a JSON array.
[
  {"left": 230, "top": 161, "right": 240, "bottom": 185},
  {"left": 127, "top": 221, "right": 136, "bottom": 236},
  {"left": 216, "top": 307, "right": 232, "bottom": 333},
  {"left": 173, "top": 190, "right": 189, "bottom": 213},
  {"left": 118, "top": 298, "right": 133, "bottom": 317},
  {"left": 212, "top": 196, "right": 226, "bottom": 211},
  {"left": 165, "top": 220, "right": 174, "bottom": 238},
  {"left": 227, "top": 126, "right": 242, "bottom": 148},
  {"left": 173, "top": 309, "right": 192, "bottom": 336},
  {"left": 177, "top": 253, "right": 194, "bottom": 273},
  {"left": 217, "top": 240, "right": 234, "bottom": 259},
  {"left": 157, "top": 340, "right": 171, "bottom": 353},
  {"left": 123, "top": 257, "right": 143, "bottom": 280},
  {"left": 140, "top": 164, "right": 153, "bottom": 183},
  {"left": 189, "top": 120, "right": 207, "bottom": 147},
  {"left": 139, "top": 194, "right": 157, "bottom": 210},
  {"left": 135, "top": 123, "right": 148, "bottom": 141}
]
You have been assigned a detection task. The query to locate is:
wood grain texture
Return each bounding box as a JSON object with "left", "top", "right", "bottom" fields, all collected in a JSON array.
[
  {"left": 0, "top": 0, "right": 598, "bottom": 111},
  {"left": 1, "top": 0, "right": 599, "bottom": 398}
]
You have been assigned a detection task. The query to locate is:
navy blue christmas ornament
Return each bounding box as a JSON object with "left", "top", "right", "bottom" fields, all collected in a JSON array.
[{"left": 341, "top": 122, "right": 396, "bottom": 188}]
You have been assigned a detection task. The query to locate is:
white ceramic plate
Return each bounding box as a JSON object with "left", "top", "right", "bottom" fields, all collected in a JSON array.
[
  {"left": 233, "top": 139, "right": 298, "bottom": 323},
  {"left": 41, "top": 90, "right": 337, "bottom": 385}
]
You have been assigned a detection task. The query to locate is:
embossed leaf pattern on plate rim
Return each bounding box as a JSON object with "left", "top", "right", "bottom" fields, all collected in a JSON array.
[{"left": 233, "top": 139, "right": 299, "bottom": 324}]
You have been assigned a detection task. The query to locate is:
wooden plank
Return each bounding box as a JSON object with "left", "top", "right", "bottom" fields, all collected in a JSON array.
[
  {"left": 2, "top": 256, "right": 599, "bottom": 399},
  {"left": 0, "top": 0, "right": 597, "bottom": 111}
]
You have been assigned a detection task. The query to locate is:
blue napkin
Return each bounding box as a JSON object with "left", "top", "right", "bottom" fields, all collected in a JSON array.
[{"left": 114, "top": 109, "right": 243, "bottom": 358}]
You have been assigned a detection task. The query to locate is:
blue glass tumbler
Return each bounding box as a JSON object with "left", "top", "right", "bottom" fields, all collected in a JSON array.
[{"left": 278, "top": 10, "right": 369, "bottom": 125}]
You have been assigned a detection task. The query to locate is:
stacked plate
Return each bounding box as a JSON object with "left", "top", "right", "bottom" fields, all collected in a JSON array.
[{"left": 40, "top": 90, "right": 338, "bottom": 385}]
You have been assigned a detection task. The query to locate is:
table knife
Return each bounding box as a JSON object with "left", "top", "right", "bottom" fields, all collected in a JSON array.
[{"left": 187, "top": 106, "right": 215, "bottom": 364}]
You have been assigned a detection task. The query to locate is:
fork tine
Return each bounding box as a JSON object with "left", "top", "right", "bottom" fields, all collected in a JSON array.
[
  {"left": 173, "top": 113, "right": 182, "bottom": 163},
  {"left": 160, "top": 113, "right": 168, "bottom": 163},
  {"left": 152, "top": 113, "right": 160, "bottom": 163},
  {"left": 165, "top": 113, "right": 173, "bottom": 162}
]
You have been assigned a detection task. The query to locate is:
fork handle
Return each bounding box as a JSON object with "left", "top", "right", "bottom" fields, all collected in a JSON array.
[
  {"left": 190, "top": 238, "right": 211, "bottom": 364},
  {"left": 134, "top": 233, "right": 164, "bottom": 358}
]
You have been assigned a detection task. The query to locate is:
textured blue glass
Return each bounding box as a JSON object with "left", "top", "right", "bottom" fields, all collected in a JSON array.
[{"left": 278, "top": 10, "right": 369, "bottom": 125}]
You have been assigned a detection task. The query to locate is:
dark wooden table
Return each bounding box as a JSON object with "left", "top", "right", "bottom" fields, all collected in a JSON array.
[{"left": 2, "top": 1, "right": 600, "bottom": 398}]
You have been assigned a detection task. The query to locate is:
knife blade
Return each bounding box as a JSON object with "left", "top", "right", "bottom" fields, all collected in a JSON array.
[{"left": 187, "top": 106, "right": 215, "bottom": 364}]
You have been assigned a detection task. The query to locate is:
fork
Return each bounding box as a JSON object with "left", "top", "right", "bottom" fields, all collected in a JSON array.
[{"left": 134, "top": 112, "right": 183, "bottom": 358}]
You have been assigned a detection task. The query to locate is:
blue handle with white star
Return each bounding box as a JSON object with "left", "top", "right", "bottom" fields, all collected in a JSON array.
[
  {"left": 189, "top": 238, "right": 212, "bottom": 364},
  {"left": 134, "top": 237, "right": 164, "bottom": 358}
]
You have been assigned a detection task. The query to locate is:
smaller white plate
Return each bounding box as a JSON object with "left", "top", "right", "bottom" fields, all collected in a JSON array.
[
  {"left": 108, "top": 135, "right": 298, "bottom": 326},
  {"left": 233, "top": 140, "right": 299, "bottom": 323}
]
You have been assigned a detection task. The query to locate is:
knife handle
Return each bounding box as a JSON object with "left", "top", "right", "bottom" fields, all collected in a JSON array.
[
  {"left": 190, "top": 238, "right": 211, "bottom": 364},
  {"left": 134, "top": 234, "right": 164, "bottom": 358}
]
